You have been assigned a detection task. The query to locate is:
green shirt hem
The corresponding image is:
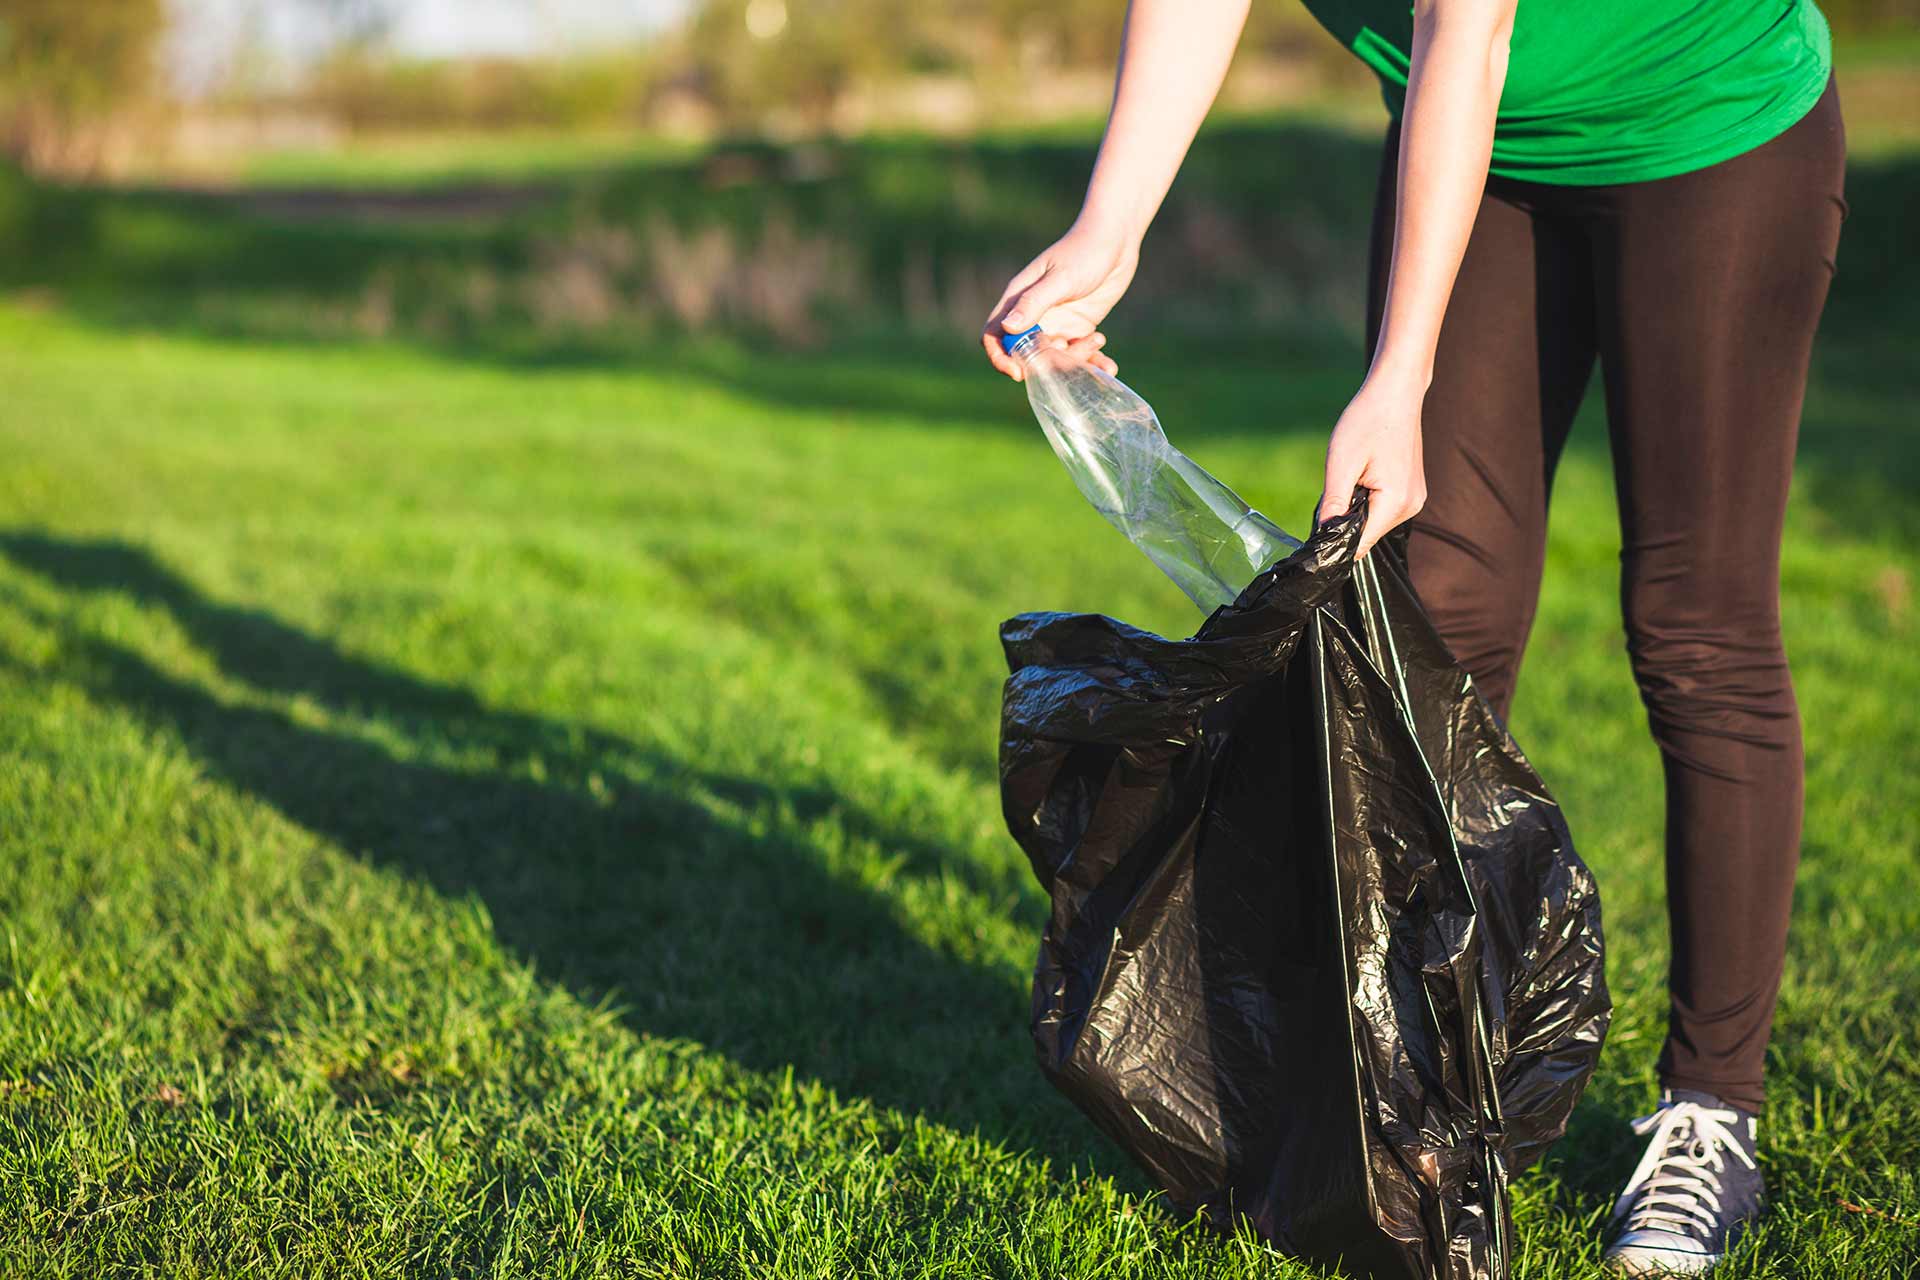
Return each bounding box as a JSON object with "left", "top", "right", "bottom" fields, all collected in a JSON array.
[{"left": 1483, "top": 58, "right": 1834, "bottom": 186}]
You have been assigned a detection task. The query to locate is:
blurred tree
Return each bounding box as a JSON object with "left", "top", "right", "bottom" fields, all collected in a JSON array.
[
  {"left": 980, "top": 0, "right": 1125, "bottom": 69},
  {"left": 0, "top": 0, "right": 166, "bottom": 172},
  {"left": 1820, "top": 0, "right": 1920, "bottom": 33},
  {"left": 677, "top": 0, "right": 919, "bottom": 128},
  {"left": 669, "top": 0, "right": 1375, "bottom": 130},
  {"left": 293, "top": 0, "right": 399, "bottom": 53}
]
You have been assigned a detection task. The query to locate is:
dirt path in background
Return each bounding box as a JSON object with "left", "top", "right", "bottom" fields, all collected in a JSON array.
[{"left": 161, "top": 181, "right": 564, "bottom": 224}]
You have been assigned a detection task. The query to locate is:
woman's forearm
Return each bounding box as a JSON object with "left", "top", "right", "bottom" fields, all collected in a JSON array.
[
  {"left": 1316, "top": 0, "right": 1516, "bottom": 547},
  {"left": 1369, "top": 0, "right": 1516, "bottom": 389},
  {"left": 980, "top": 0, "right": 1245, "bottom": 367},
  {"left": 1078, "top": 0, "right": 1252, "bottom": 245}
]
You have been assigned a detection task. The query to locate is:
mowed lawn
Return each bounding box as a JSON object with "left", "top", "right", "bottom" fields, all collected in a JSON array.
[{"left": 2, "top": 137, "right": 1918, "bottom": 1274}]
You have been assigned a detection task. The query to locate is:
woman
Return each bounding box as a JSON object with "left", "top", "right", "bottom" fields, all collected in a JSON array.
[{"left": 981, "top": 1, "right": 1844, "bottom": 1273}]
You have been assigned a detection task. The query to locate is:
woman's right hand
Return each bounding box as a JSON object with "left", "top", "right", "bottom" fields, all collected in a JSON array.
[{"left": 981, "top": 220, "right": 1138, "bottom": 381}]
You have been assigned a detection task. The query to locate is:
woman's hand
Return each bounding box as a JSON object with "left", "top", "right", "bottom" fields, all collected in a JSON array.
[
  {"left": 1316, "top": 371, "right": 1429, "bottom": 555},
  {"left": 981, "top": 221, "right": 1137, "bottom": 381}
]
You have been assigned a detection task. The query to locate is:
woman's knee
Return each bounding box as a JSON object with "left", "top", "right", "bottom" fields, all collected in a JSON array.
[{"left": 1620, "top": 575, "right": 1795, "bottom": 740}]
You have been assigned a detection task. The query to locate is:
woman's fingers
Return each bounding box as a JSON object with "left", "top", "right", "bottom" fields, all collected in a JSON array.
[
  {"left": 1062, "top": 332, "right": 1116, "bottom": 374},
  {"left": 984, "top": 329, "right": 1117, "bottom": 383},
  {"left": 1002, "top": 263, "right": 1078, "bottom": 334},
  {"left": 1317, "top": 452, "right": 1365, "bottom": 529},
  {"left": 981, "top": 328, "right": 1025, "bottom": 380},
  {"left": 1355, "top": 482, "right": 1425, "bottom": 556},
  {"left": 1357, "top": 489, "right": 1399, "bottom": 556},
  {"left": 1320, "top": 474, "right": 1403, "bottom": 556},
  {"left": 982, "top": 256, "right": 1050, "bottom": 379},
  {"left": 982, "top": 231, "right": 1131, "bottom": 379}
]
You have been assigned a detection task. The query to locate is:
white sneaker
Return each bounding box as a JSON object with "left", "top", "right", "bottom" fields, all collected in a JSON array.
[{"left": 1602, "top": 1089, "right": 1764, "bottom": 1276}]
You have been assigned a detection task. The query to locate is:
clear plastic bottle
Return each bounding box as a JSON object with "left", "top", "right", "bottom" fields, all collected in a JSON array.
[{"left": 1002, "top": 324, "right": 1301, "bottom": 612}]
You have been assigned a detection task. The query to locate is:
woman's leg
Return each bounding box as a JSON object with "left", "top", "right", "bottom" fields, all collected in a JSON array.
[
  {"left": 1364, "top": 127, "right": 1598, "bottom": 719},
  {"left": 1588, "top": 76, "right": 1848, "bottom": 1112}
]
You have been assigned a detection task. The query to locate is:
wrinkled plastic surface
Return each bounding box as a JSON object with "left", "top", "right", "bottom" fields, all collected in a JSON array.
[
  {"left": 998, "top": 494, "right": 1610, "bottom": 1280},
  {"left": 1013, "top": 335, "right": 1300, "bottom": 611}
]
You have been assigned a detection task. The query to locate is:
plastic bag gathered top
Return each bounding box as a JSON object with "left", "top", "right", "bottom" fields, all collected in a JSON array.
[{"left": 996, "top": 337, "right": 1610, "bottom": 1280}]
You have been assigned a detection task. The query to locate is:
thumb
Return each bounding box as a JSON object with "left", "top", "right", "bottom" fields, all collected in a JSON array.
[
  {"left": 1357, "top": 491, "right": 1397, "bottom": 557},
  {"left": 1002, "top": 265, "right": 1075, "bottom": 334},
  {"left": 1317, "top": 454, "right": 1365, "bottom": 529}
]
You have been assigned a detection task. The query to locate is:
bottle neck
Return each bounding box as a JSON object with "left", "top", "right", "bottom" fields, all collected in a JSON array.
[{"left": 1009, "top": 331, "right": 1046, "bottom": 364}]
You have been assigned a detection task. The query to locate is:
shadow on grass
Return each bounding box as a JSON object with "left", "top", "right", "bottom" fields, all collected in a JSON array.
[
  {"left": 0, "top": 528, "right": 1652, "bottom": 1253},
  {"left": 0, "top": 529, "right": 1132, "bottom": 1184}
]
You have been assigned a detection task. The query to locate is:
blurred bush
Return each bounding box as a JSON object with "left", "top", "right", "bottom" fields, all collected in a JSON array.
[
  {"left": 0, "top": 123, "right": 1384, "bottom": 349},
  {"left": 0, "top": 0, "right": 1911, "bottom": 354},
  {"left": 4, "top": 115, "right": 1912, "bottom": 357},
  {"left": 305, "top": 51, "right": 651, "bottom": 133}
]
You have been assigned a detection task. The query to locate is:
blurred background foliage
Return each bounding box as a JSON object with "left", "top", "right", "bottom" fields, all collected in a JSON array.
[
  {"left": 0, "top": 0, "right": 1912, "bottom": 355},
  {"left": 0, "top": 0, "right": 166, "bottom": 171},
  {"left": 6, "top": 0, "right": 1902, "bottom": 173}
]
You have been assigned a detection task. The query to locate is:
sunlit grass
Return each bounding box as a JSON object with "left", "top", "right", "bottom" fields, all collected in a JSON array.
[
  {"left": 0, "top": 289, "right": 1913, "bottom": 1277},
  {"left": 1, "top": 76, "right": 1917, "bottom": 1275}
]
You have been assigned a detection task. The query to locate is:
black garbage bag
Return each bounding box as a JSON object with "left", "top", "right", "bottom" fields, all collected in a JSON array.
[{"left": 998, "top": 494, "right": 1609, "bottom": 1280}]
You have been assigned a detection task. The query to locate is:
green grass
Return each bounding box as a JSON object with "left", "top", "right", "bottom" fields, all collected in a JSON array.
[
  {"left": 2, "top": 115, "right": 1918, "bottom": 1275},
  {"left": 230, "top": 130, "right": 707, "bottom": 190}
]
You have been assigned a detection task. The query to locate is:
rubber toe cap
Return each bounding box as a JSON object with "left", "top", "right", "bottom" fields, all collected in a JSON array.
[{"left": 1603, "top": 1229, "right": 1722, "bottom": 1275}]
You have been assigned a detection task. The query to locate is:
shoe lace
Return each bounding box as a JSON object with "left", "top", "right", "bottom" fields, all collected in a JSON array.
[{"left": 1610, "top": 1100, "right": 1757, "bottom": 1238}]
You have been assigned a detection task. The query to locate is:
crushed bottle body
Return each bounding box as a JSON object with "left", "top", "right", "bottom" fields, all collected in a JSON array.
[{"left": 1009, "top": 330, "right": 1300, "bottom": 612}]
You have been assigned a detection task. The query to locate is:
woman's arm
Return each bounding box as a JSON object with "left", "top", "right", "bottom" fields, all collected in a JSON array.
[
  {"left": 982, "top": 0, "right": 1251, "bottom": 380},
  {"left": 1319, "top": 0, "right": 1516, "bottom": 552}
]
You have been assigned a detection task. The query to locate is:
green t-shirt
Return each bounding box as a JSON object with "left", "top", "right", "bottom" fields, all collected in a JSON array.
[{"left": 1299, "top": 0, "right": 1834, "bottom": 184}]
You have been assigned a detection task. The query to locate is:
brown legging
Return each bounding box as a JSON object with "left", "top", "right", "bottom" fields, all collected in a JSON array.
[{"left": 1365, "top": 75, "right": 1847, "bottom": 1112}]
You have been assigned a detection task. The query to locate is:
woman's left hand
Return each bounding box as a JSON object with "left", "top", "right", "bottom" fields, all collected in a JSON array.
[{"left": 1315, "top": 372, "right": 1429, "bottom": 556}]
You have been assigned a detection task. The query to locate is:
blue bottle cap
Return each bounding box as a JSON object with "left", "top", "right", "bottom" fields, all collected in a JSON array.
[{"left": 999, "top": 323, "right": 1043, "bottom": 356}]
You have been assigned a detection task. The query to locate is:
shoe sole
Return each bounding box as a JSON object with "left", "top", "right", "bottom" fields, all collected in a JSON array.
[{"left": 1603, "top": 1246, "right": 1723, "bottom": 1276}]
